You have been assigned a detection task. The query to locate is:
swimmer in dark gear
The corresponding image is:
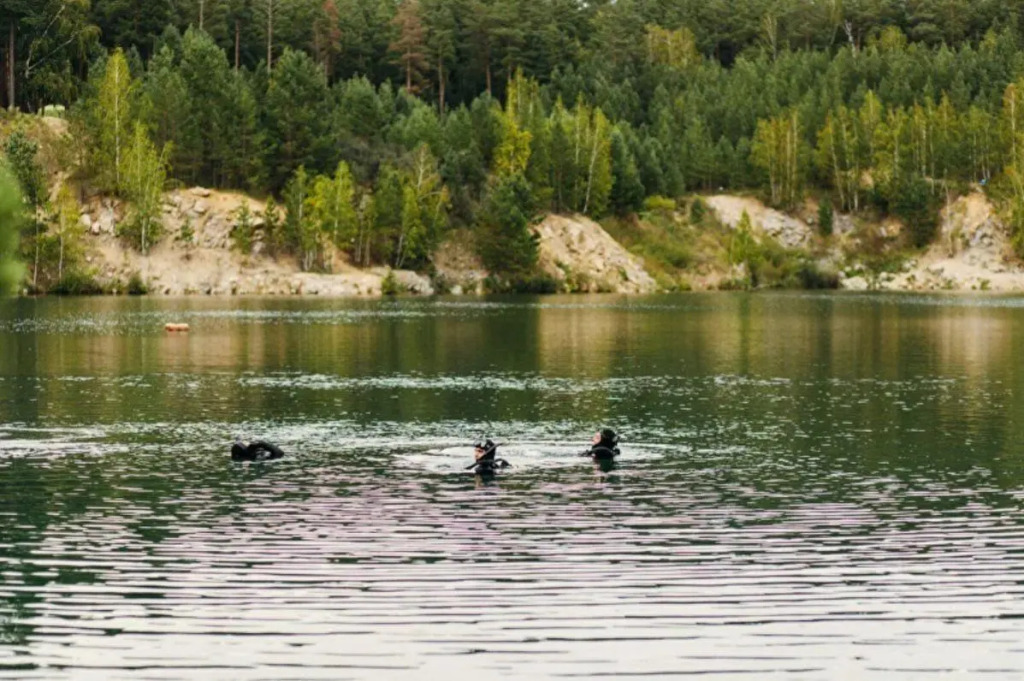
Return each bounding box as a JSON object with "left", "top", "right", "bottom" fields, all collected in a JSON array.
[
  {"left": 581, "top": 428, "right": 620, "bottom": 463},
  {"left": 467, "top": 439, "right": 511, "bottom": 475},
  {"left": 231, "top": 440, "right": 285, "bottom": 462}
]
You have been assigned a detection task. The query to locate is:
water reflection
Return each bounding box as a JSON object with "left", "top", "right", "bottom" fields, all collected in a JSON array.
[{"left": 1, "top": 293, "right": 1024, "bottom": 678}]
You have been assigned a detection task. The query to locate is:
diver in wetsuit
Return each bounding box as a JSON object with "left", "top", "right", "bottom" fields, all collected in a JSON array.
[
  {"left": 581, "top": 428, "right": 620, "bottom": 463},
  {"left": 470, "top": 439, "right": 511, "bottom": 475},
  {"left": 231, "top": 440, "right": 285, "bottom": 462}
]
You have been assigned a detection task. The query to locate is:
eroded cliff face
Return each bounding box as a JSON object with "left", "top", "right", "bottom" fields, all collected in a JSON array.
[
  {"left": 843, "top": 193, "right": 1024, "bottom": 292},
  {"left": 83, "top": 187, "right": 431, "bottom": 296},
  {"left": 533, "top": 214, "right": 658, "bottom": 294},
  {"left": 706, "top": 192, "right": 1024, "bottom": 292},
  {"left": 74, "top": 183, "right": 1024, "bottom": 296}
]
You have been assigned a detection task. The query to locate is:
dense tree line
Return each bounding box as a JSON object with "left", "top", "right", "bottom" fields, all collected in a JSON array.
[{"left": 4, "top": 0, "right": 1024, "bottom": 289}]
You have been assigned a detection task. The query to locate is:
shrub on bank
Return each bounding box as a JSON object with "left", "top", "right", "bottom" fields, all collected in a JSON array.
[
  {"left": 381, "top": 269, "right": 401, "bottom": 296},
  {"left": 50, "top": 270, "right": 105, "bottom": 295},
  {"left": 126, "top": 272, "right": 148, "bottom": 295},
  {"left": 484, "top": 272, "right": 559, "bottom": 294}
]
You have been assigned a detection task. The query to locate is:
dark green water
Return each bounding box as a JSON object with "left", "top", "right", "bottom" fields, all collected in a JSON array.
[{"left": 1, "top": 293, "right": 1023, "bottom": 679}]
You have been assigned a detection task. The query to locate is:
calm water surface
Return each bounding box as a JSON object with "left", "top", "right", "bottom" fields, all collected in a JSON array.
[{"left": 1, "top": 293, "right": 1023, "bottom": 679}]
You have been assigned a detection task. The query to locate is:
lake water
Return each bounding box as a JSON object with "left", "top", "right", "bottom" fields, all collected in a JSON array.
[{"left": 1, "top": 293, "right": 1023, "bottom": 679}]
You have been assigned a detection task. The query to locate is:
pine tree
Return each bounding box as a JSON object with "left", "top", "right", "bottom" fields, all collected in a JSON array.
[
  {"left": 478, "top": 172, "right": 537, "bottom": 277},
  {"left": 389, "top": 0, "right": 427, "bottom": 93},
  {"left": 420, "top": 0, "right": 457, "bottom": 113},
  {"left": 263, "top": 48, "right": 332, "bottom": 189},
  {"left": 609, "top": 127, "right": 644, "bottom": 215}
]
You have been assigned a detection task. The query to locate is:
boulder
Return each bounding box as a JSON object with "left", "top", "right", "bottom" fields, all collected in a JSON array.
[
  {"left": 97, "top": 207, "right": 116, "bottom": 234},
  {"left": 841, "top": 275, "right": 869, "bottom": 291}
]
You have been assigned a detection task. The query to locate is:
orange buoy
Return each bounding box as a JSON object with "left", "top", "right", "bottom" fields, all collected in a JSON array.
[{"left": 164, "top": 323, "right": 190, "bottom": 332}]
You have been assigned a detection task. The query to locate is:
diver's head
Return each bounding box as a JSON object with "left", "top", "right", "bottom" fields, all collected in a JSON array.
[
  {"left": 594, "top": 428, "right": 618, "bottom": 447},
  {"left": 474, "top": 439, "right": 496, "bottom": 460}
]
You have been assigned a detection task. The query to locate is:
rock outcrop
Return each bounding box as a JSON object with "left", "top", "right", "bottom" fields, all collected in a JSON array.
[
  {"left": 534, "top": 214, "right": 657, "bottom": 293},
  {"left": 841, "top": 192, "right": 1024, "bottom": 292},
  {"left": 705, "top": 195, "right": 815, "bottom": 249}
]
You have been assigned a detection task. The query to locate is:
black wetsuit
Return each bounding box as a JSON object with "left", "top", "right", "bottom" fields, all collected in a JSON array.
[
  {"left": 231, "top": 440, "right": 285, "bottom": 462},
  {"left": 583, "top": 440, "right": 620, "bottom": 462},
  {"left": 474, "top": 456, "right": 511, "bottom": 475},
  {"left": 472, "top": 443, "right": 510, "bottom": 475}
]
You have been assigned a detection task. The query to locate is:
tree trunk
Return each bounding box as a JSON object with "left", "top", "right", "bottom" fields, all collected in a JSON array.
[
  {"left": 485, "top": 54, "right": 492, "bottom": 96},
  {"left": 437, "top": 57, "right": 445, "bottom": 114},
  {"left": 405, "top": 58, "right": 412, "bottom": 92},
  {"left": 199, "top": 0, "right": 205, "bottom": 30},
  {"left": 33, "top": 221, "right": 40, "bottom": 290},
  {"left": 235, "top": 19, "right": 241, "bottom": 71},
  {"left": 266, "top": 0, "right": 274, "bottom": 73},
  {"left": 7, "top": 21, "right": 14, "bottom": 111}
]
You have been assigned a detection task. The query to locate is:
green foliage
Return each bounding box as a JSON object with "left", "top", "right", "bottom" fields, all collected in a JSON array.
[
  {"left": 126, "top": 272, "right": 149, "bottom": 295},
  {"left": 797, "top": 261, "right": 840, "bottom": 289},
  {"left": 380, "top": 268, "right": 401, "bottom": 296},
  {"left": 643, "top": 195, "right": 676, "bottom": 214},
  {"left": 2, "top": 132, "right": 46, "bottom": 208},
  {"left": 688, "top": 197, "right": 707, "bottom": 223},
  {"left": 477, "top": 172, "right": 538, "bottom": 277},
  {"left": 50, "top": 271, "right": 105, "bottom": 296},
  {"left": 178, "top": 215, "right": 195, "bottom": 247},
  {"left": 751, "top": 110, "right": 804, "bottom": 209},
  {"left": 609, "top": 128, "right": 645, "bottom": 215},
  {"left": 263, "top": 49, "right": 333, "bottom": 190},
  {"left": 484, "top": 272, "right": 559, "bottom": 294},
  {"left": 118, "top": 123, "right": 169, "bottom": 254},
  {"left": 308, "top": 161, "right": 358, "bottom": 254},
  {"left": 231, "top": 202, "right": 255, "bottom": 253},
  {"left": 53, "top": 184, "right": 83, "bottom": 282},
  {"left": 0, "top": 167, "right": 26, "bottom": 295},
  {"left": 818, "top": 199, "right": 834, "bottom": 237},
  {"left": 13, "top": 1, "right": 1024, "bottom": 289},
  {"left": 890, "top": 175, "right": 939, "bottom": 248},
  {"left": 284, "top": 166, "right": 319, "bottom": 271},
  {"left": 729, "top": 211, "right": 762, "bottom": 288},
  {"left": 262, "top": 198, "right": 284, "bottom": 257},
  {"left": 91, "top": 49, "right": 139, "bottom": 193}
]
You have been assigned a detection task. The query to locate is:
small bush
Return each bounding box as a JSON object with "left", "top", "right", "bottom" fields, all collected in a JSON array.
[
  {"left": 890, "top": 176, "right": 939, "bottom": 248},
  {"left": 429, "top": 271, "right": 453, "bottom": 295},
  {"left": 50, "top": 270, "right": 105, "bottom": 295},
  {"left": 177, "top": 216, "right": 195, "bottom": 246},
  {"left": 797, "top": 261, "right": 840, "bottom": 289},
  {"left": 643, "top": 195, "right": 677, "bottom": 213},
  {"left": 231, "top": 203, "right": 255, "bottom": 253},
  {"left": 689, "top": 196, "right": 708, "bottom": 223},
  {"left": 818, "top": 199, "right": 834, "bottom": 237},
  {"left": 381, "top": 268, "right": 401, "bottom": 296},
  {"left": 126, "top": 272, "right": 148, "bottom": 295},
  {"left": 484, "top": 271, "right": 559, "bottom": 294}
]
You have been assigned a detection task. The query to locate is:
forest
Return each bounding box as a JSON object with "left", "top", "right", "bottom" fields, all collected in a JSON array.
[{"left": 3, "top": 0, "right": 1024, "bottom": 294}]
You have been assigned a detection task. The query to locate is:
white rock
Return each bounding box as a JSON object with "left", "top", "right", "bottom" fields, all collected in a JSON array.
[
  {"left": 842, "top": 276, "right": 869, "bottom": 291},
  {"left": 98, "top": 208, "right": 116, "bottom": 234},
  {"left": 191, "top": 187, "right": 212, "bottom": 198}
]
